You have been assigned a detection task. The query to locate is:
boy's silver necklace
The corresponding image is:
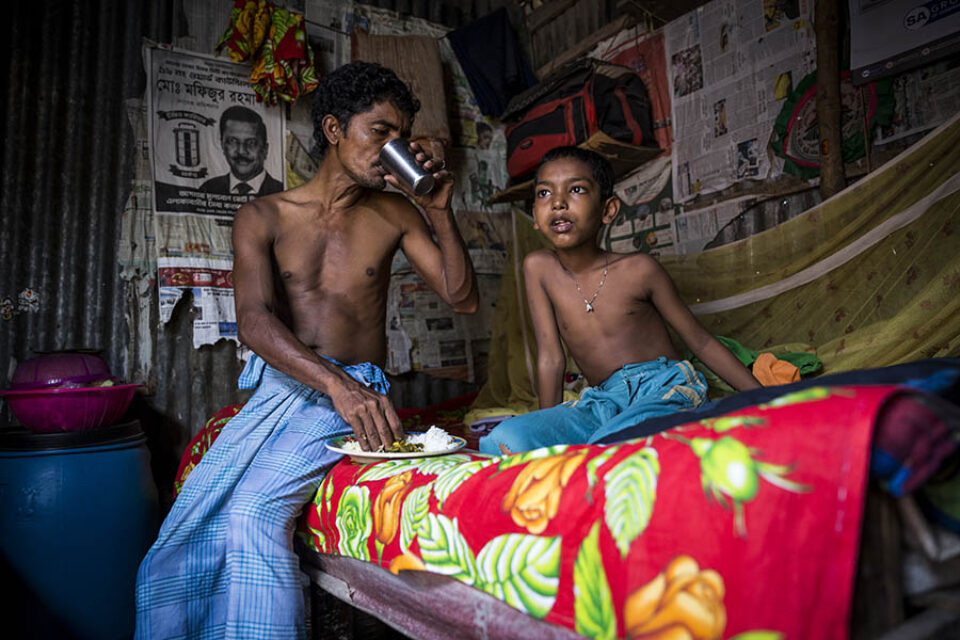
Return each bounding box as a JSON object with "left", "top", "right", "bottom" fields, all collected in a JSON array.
[{"left": 563, "top": 252, "right": 609, "bottom": 313}]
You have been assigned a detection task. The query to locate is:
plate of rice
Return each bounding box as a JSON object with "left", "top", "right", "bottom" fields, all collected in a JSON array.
[{"left": 326, "top": 425, "right": 466, "bottom": 464}]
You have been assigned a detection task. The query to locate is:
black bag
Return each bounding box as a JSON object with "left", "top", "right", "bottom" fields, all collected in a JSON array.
[{"left": 504, "top": 60, "right": 655, "bottom": 182}]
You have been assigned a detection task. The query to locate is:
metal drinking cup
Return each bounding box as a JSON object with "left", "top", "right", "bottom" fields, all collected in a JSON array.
[{"left": 379, "top": 138, "right": 436, "bottom": 196}]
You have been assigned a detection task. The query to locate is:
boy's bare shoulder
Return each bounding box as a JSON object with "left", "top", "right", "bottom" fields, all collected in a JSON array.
[
  {"left": 522, "top": 248, "right": 559, "bottom": 273},
  {"left": 612, "top": 251, "right": 658, "bottom": 267},
  {"left": 610, "top": 251, "right": 666, "bottom": 277}
]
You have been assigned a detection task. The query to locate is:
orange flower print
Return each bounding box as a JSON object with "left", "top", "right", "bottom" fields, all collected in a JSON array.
[
  {"left": 625, "top": 555, "right": 726, "bottom": 640},
  {"left": 388, "top": 552, "right": 425, "bottom": 574},
  {"left": 373, "top": 471, "right": 413, "bottom": 546},
  {"left": 501, "top": 448, "right": 589, "bottom": 534}
]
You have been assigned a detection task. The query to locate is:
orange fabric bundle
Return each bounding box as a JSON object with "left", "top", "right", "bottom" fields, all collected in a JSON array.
[{"left": 752, "top": 352, "right": 801, "bottom": 386}]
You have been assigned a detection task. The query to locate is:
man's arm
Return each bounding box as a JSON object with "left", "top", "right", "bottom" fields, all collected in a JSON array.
[
  {"left": 386, "top": 142, "right": 478, "bottom": 313},
  {"left": 644, "top": 257, "right": 761, "bottom": 392},
  {"left": 232, "top": 202, "right": 403, "bottom": 450},
  {"left": 524, "top": 252, "right": 566, "bottom": 409}
]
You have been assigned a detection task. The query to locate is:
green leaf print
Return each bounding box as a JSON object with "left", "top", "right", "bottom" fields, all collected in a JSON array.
[
  {"left": 324, "top": 476, "right": 334, "bottom": 503},
  {"left": 699, "top": 415, "right": 766, "bottom": 433},
  {"left": 475, "top": 534, "right": 561, "bottom": 620},
  {"left": 417, "top": 514, "right": 477, "bottom": 585},
  {"left": 573, "top": 522, "right": 616, "bottom": 640},
  {"left": 729, "top": 632, "right": 784, "bottom": 640},
  {"left": 415, "top": 454, "right": 473, "bottom": 476},
  {"left": 433, "top": 458, "right": 498, "bottom": 509},
  {"left": 586, "top": 448, "right": 618, "bottom": 489},
  {"left": 335, "top": 485, "right": 372, "bottom": 561},
  {"left": 357, "top": 459, "right": 424, "bottom": 482},
  {"left": 355, "top": 455, "right": 475, "bottom": 485},
  {"left": 313, "top": 476, "right": 332, "bottom": 507},
  {"left": 604, "top": 448, "right": 660, "bottom": 558},
  {"left": 399, "top": 485, "right": 432, "bottom": 552},
  {"left": 497, "top": 444, "right": 571, "bottom": 471},
  {"left": 758, "top": 386, "right": 852, "bottom": 410},
  {"left": 299, "top": 528, "right": 322, "bottom": 553}
]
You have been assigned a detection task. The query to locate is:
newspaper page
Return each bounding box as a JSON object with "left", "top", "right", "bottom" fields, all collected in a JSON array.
[
  {"left": 600, "top": 156, "right": 678, "bottom": 257},
  {"left": 118, "top": 98, "right": 157, "bottom": 280},
  {"left": 146, "top": 45, "right": 286, "bottom": 348},
  {"left": 450, "top": 147, "right": 511, "bottom": 213},
  {"left": 666, "top": 0, "right": 815, "bottom": 203},
  {"left": 673, "top": 196, "right": 757, "bottom": 255},
  {"left": 875, "top": 57, "right": 960, "bottom": 145},
  {"left": 385, "top": 209, "right": 510, "bottom": 382},
  {"left": 281, "top": 0, "right": 353, "bottom": 153}
]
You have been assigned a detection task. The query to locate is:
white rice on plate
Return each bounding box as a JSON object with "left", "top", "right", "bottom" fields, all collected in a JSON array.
[
  {"left": 339, "top": 425, "right": 456, "bottom": 453},
  {"left": 405, "top": 426, "right": 458, "bottom": 451}
]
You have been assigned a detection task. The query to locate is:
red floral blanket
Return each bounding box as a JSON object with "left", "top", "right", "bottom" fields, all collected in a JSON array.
[{"left": 297, "top": 385, "right": 901, "bottom": 639}]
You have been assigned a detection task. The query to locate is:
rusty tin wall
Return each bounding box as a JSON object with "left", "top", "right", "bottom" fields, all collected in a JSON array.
[{"left": 0, "top": 0, "right": 482, "bottom": 505}]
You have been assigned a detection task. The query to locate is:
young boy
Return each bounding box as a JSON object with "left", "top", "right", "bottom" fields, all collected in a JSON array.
[{"left": 479, "top": 147, "right": 760, "bottom": 455}]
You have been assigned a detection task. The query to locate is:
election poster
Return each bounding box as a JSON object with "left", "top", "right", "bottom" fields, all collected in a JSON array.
[{"left": 145, "top": 45, "right": 286, "bottom": 347}]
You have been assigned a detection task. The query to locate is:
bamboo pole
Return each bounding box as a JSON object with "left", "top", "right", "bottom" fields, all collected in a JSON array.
[{"left": 815, "top": 0, "right": 846, "bottom": 198}]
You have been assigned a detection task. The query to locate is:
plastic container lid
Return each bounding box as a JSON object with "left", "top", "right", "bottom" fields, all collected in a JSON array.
[
  {"left": 0, "top": 420, "right": 144, "bottom": 451},
  {"left": 11, "top": 351, "right": 113, "bottom": 390}
]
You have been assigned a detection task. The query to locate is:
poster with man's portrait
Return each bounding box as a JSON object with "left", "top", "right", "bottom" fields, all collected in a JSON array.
[
  {"left": 145, "top": 46, "right": 286, "bottom": 348},
  {"left": 147, "top": 47, "right": 285, "bottom": 217}
]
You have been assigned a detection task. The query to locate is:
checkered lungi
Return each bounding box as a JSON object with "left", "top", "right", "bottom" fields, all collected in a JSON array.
[{"left": 135, "top": 354, "right": 387, "bottom": 639}]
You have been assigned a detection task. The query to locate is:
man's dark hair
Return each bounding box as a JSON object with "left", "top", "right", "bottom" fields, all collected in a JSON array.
[
  {"left": 476, "top": 121, "right": 492, "bottom": 135},
  {"left": 219, "top": 105, "right": 267, "bottom": 143},
  {"left": 537, "top": 146, "right": 615, "bottom": 200},
  {"left": 311, "top": 62, "right": 420, "bottom": 157}
]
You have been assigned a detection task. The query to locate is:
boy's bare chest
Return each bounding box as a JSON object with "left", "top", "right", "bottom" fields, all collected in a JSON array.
[{"left": 545, "top": 273, "right": 655, "bottom": 332}]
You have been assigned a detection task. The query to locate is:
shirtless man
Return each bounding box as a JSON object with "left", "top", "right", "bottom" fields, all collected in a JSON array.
[
  {"left": 136, "top": 62, "right": 477, "bottom": 640},
  {"left": 232, "top": 68, "right": 477, "bottom": 453},
  {"left": 479, "top": 147, "right": 759, "bottom": 455}
]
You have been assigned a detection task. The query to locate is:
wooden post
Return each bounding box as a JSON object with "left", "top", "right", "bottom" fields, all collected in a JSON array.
[{"left": 815, "top": 0, "right": 846, "bottom": 199}]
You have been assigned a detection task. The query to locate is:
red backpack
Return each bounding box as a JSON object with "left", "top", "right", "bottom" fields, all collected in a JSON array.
[{"left": 504, "top": 60, "right": 655, "bottom": 182}]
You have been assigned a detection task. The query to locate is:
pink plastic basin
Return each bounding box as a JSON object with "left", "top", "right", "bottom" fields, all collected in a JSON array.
[{"left": 0, "top": 384, "right": 140, "bottom": 433}]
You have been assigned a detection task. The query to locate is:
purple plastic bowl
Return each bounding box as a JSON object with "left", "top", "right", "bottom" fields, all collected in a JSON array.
[
  {"left": 0, "top": 384, "right": 139, "bottom": 433},
  {"left": 11, "top": 352, "right": 113, "bottom": 390}
]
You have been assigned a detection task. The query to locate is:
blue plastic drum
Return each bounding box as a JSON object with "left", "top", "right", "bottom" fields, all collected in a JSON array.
[{"left": 0, "top": 421, "right": 158, "bottom": 639}]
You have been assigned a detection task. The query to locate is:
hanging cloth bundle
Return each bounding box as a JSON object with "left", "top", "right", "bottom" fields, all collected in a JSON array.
[{"left": 215, "top": 0, "right": 319, "bottom": 105}]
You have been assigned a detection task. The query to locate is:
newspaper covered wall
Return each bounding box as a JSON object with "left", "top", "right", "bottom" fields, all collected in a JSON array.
[
  {"left": 384, "top": 152, "right": 511, "bottom": 383},
  {"left": 666, "top": 0, "right": 816, "bottom": 204},
  {"left": 145, "top": 45, "right": 285, "bottom": 348}
]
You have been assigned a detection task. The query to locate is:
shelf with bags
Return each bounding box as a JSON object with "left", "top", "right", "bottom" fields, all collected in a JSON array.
[{"left": 488, "top": 131, "right": 662, "bottom": 204}]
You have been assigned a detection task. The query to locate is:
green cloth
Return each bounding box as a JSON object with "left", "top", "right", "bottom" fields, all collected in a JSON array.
[
  {"left": 683, "top": 335, "right": 822, "bottom": 399},
  {"left": 686, "top": 335, "right": 823, "bottom": 375}
]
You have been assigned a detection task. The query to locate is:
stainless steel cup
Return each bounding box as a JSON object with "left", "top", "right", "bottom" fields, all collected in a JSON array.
[{"left": 379, "top": 138, "right": 435, "bottom": 196}]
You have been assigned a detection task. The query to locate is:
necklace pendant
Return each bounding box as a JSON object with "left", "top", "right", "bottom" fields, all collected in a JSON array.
[{"left": 585, "top": 302, "right": 594, "bottom": 312}]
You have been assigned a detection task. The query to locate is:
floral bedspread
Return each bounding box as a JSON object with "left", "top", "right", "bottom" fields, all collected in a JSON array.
[{"left": 296, "top": 385, "right": 903, "bottom": 639}]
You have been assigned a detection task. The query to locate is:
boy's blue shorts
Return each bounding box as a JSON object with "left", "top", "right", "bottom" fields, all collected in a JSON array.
[{"left": 478, "top": 358, "right": 707, "bottom": 454}]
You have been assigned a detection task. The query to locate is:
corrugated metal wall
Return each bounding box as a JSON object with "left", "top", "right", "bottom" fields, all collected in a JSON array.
[{"left": 0, "top": 0, "right": 505, "bottom": 506}]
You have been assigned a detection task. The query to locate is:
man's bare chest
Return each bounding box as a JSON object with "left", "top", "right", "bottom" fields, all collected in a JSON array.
[{"left": 272, "top": 222, "right": 400, "bottom": 293}]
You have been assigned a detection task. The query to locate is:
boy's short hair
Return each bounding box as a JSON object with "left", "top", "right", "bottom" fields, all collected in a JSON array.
[{"left": 536, "top": 147, "right": 615, "bottom": 200}]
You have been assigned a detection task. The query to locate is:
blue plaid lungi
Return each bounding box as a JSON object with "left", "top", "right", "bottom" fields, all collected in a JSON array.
[
  {"left": 478, "top": 358, "right": 707, "bottom": 454},
  {"left": 135, "top": 354, "right": 388, "bottom": 640}
]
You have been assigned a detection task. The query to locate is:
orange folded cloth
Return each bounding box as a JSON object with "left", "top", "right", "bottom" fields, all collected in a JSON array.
[{"left": 752, "top": 352, "right": 801, "bottom": 386}]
